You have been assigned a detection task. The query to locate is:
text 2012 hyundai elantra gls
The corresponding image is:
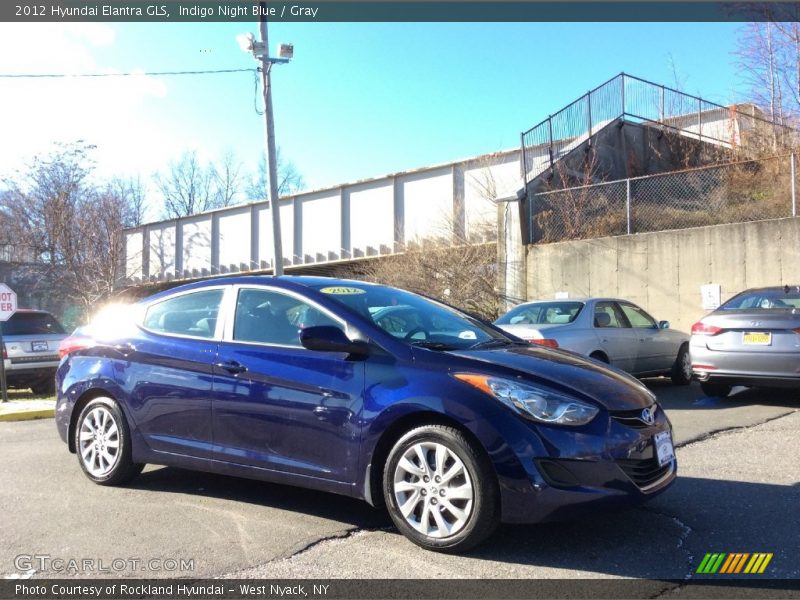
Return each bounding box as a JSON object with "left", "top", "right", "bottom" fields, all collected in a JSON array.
[{"left": 56, "top": 276, "right": 676, "bottom": 552}]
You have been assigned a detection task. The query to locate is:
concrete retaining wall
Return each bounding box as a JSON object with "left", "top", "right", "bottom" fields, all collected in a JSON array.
[{"left": 525, "top": 217, "right": 800, "bottom": 332}]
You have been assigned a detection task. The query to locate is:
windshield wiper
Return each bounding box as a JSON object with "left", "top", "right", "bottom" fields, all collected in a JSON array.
[
  {"left": 468, "top": 338, "right": 525, "bottom": 350},
  {"left": 409, "top": 340, "right": 461, "bottom": 351}
]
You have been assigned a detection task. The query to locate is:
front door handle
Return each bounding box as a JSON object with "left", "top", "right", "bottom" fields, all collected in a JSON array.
[{"left": 216, "top": 360, "right": 247, "bottom": 375}]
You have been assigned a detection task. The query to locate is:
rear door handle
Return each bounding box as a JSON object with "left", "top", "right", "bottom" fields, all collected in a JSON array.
[{"left": 216, "top": 360, "right": 247, "bottom": 375}]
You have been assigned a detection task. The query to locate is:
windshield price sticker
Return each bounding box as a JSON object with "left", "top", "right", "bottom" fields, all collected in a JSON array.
[{"left": 320, "top": 286, "right": 366, "bottom": 295}]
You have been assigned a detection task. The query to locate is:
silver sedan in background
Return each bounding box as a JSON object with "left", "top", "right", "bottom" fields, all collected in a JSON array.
[
  {"left": 495, "top": 298, "right": 691, "bottom": 384},
  {"left": 690, "top": 285, "right": 800, "bottom": 397}
]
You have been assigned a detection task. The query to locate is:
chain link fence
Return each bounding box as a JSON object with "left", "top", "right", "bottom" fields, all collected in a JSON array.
[
  {"left": 529, "top": 154, "right": 798, "bottom": 243},
  {"left": 521, "top": 73, "right": 798, "bottom": 185}
]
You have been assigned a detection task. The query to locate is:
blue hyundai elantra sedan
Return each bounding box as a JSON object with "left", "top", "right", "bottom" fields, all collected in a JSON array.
[{"left": 56, "top": 276, "right": 676, "bottom": 552}]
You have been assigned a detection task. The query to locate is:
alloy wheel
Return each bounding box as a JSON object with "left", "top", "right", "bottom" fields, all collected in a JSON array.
[
  {"left": 78, "top": 406, "right": 121, "bottom": 478},
  {"left": 392, "top": 441, "right": 474, "bottom": 538}
]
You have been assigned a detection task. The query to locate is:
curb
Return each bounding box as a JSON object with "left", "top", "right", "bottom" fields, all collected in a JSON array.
[{"left": 0, "top": 408, "right": 55, "bottom": 422}]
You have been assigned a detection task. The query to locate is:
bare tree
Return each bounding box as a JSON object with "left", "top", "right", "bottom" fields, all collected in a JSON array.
[
  {"left": 734, "top": 9, "right": 800, "bottom": 122},
  {"left": 246, "top": 148, "right": 305, "bottom": 201},
  {"left": 1, "top": 142, "right": 145, "bottom": 316},
  {"left": 211, "top": 150, "right": 246, "bottom": 208},
  {"left": 108, "top": 176, "right": 147, "bottom": 227},
  {"left": 57, "top": 186, "right": 128, "bottom": 307},
  {"left": 350, "top": 235, "right": 500, "bottom": 321},
  {"left": 155, "top": 150, "right": 215, "bottom": 218},
  {"left": 157, "top": 148, "right": 303, "bottom": 218},
  {"left": 1, "top": 141, "right": 95, "bottom": 267}
]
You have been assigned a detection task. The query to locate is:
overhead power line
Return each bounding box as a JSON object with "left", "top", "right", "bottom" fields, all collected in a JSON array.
[{"left": 0, "top": 68, "right": 256, "bottom": 78}]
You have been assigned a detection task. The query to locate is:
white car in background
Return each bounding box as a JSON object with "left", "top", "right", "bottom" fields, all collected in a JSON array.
[
  {"left": 2, "top": 309, "right": 67, "bottom": 394},
  {"left": 494, "top": 298, "right": 691, "bottom": 384}
]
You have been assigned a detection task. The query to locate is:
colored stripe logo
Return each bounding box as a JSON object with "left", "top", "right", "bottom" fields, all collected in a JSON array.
[{"left": 696, "top": 553, "right": 773, "bottom": 574}]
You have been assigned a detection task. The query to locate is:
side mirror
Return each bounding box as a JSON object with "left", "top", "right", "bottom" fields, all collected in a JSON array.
[
  {"left": 300, "top": 326, "right": 369, "bottom": 356},
  {"left": 658, "top": 320, "right": 670, "bottom": 330}
]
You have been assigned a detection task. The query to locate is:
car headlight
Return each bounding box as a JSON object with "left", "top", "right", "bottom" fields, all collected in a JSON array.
[{"left": 453, "top": 373, "right": 599, "bottom": 426}]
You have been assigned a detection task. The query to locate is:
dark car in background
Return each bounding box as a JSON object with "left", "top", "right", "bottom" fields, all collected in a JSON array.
[
  {"left": 691, "top": 285, "right": 800, "bottom": 397},
  {"left": 56, "top": 276, "right": 676, "bottom": 552},
  {"left": 2, "top": 309, "right": 67, "bottom": 394}
]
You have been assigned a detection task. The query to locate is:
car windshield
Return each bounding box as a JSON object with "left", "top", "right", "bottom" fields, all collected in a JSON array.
[
  {"left": 3, "top": 312, "right": 66, "bottom": 335},
  {"left": 310, "top": 283, "right": 511, "bottom": 350},
  {"left": 495, "top": 302, "right": 584, "bottom": 325},
  {"left": 721, "top": 287, "right": 800, "bottom": 310}
]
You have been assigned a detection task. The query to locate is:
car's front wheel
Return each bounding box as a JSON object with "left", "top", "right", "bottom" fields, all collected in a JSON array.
[
  {"left": 74, "top": 397, "right": 143, "bottom": 486},
  {"left": 700, "top": 382, "right": 732, "bottom": 398},
  {"left": 383, "top": 424, "right": 499, "bottom": 553}
]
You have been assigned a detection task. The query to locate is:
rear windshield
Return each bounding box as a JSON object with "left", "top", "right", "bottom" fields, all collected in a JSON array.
[
  {"left": 495, "top": 302, "right": 584, "bottom": 325},
  {"left": 721, "top": 288, "right": 800, "bottom": 310},
  {"left": 2, "top": 312, "right": 66, "bottom": 335}
]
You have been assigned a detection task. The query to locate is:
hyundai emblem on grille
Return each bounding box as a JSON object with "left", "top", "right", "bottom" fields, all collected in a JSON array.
[{"left": 640, "top": 407, "right": 656, "bottom": 425}]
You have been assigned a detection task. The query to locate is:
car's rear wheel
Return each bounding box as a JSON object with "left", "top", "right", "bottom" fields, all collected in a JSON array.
[
  {"left": 700, "top": 382, "right": 732, "bottom": 398},
  {"left": 383, "top": 424, "right": 499, "bottom": 553},
  {"left": 74, "top": 397, "right": 143, "bottom": 486},
  {"left": 670, "top": 344, "right": 692, "bottom": 386}
]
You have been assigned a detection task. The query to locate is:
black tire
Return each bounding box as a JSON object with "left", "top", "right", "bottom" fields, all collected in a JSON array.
[
  {"left": 383, "top": 424, "right": 499, "bottom": 553},
  {"left": 74, "top": 397, "right": 144, "bottom": 486},
  {"left": 589, "top": 351, "right": 609, "bottom": 364},
  {"left": 670, "top": 344, "right": 692, "bottom": 386},
  {"left": 31, "top": 378, "right": 55, "bottom": 396},
  {"left": 700, "top": 381, "right": 732, "bottom": 398}
]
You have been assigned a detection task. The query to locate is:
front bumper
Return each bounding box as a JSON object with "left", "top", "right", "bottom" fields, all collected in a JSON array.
[{"left": 497, "top": 408, "right": 677, "bottom": 524}]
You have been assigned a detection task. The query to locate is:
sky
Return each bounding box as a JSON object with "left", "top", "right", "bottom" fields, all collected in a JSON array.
[{"left": 0, "top": 20, "right": 745, "bottom": 220}]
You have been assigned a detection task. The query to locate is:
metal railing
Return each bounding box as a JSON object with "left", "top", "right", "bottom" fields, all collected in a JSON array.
[
  {"left": 528, "top": 154, "right": 798, "bottom": 244},
  {"left": 520, "top": 73, "right": 797, "bottom": 185}
]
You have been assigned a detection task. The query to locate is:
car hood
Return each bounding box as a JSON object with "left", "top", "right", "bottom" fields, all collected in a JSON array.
[{"left": 447, "top": 345, "right": 655, "bottom": 410}]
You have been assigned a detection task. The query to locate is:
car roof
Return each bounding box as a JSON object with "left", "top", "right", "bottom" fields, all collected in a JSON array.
[
  {"left": 513, "top": 297, "right": 621, "bottom": 305},
  {"left": 735, "top": 285, "right": 800, "bottom": 293},
  {"left": 138, "top": 275, "right": 383, "bottom": 304}
]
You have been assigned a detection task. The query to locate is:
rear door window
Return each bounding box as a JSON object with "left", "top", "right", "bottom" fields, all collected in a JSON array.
[
  {"left": 3, "top": 312, "right": 65, "bottom": 335},
  {"left": 496, "top": 302, "right": 584, "bottom": 325},
  {"left": 143, "top": 289, "right": 225, "bottom": 339},
  {"left": 593, "top": 302, "right": 628, "bottom": 328}
]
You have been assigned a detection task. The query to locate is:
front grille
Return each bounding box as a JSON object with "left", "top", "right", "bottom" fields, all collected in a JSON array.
[
  {"left": 10, "top": 355, "right": 59, "bottom": 364},
  {"left": 611, "top": 405, "right": 657, "bottom": 429},
  {"left": 616, "top": 456, "right": 673, "bottom": 489}
]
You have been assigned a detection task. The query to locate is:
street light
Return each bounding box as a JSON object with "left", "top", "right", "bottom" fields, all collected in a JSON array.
[{"left": 238, "top": 15, "right": 293, "bottom": 276}]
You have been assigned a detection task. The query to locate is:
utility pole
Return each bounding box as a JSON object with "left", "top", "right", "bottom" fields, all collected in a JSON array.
[
  {"left": 259, "top": 2, "right": 284, "bottom": 275},
  {"left": 238, "top": 7, "right": 292, "bottom": 275}
]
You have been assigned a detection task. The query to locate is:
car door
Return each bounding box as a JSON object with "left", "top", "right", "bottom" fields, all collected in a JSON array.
[
  {"left": 592, "top": 301, "right": 638, "bottom": 372},
  {"left": 128, "top": 287, "right": 226, "bottom": 459},
  {"left": 212, "top": 286, "right": 365, "bottom": 483},
  {"left": 617, "top": 301, "right": 675, "bottom": 373}
]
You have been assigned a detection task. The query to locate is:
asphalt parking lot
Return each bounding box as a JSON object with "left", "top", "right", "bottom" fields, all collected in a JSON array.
[{"left": 1, "top": 381, "right": 798, "bottom": 583}]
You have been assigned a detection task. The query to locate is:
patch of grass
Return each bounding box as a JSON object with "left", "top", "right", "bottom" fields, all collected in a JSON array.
[{"left": 4, "top": 389, "right": 56, "bottom": 402}]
